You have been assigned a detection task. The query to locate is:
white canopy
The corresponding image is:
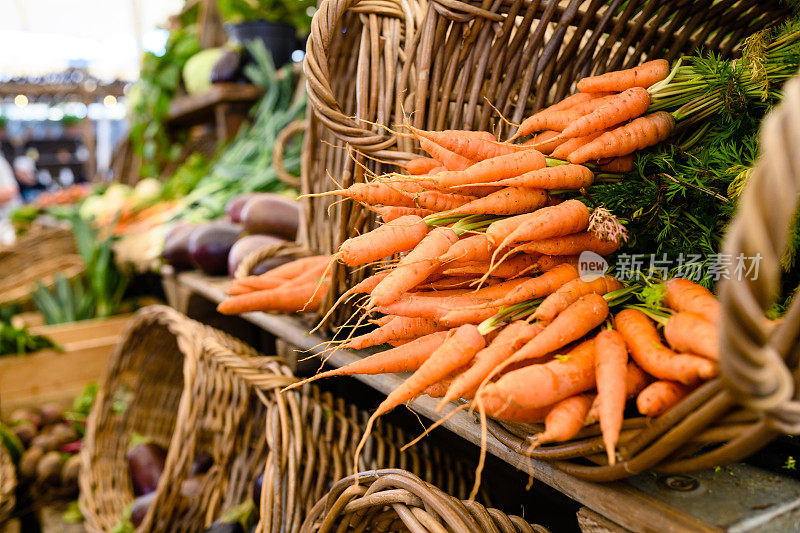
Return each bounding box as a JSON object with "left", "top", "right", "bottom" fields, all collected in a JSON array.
[{"left": 0, "top": 0, "right": 184, "bottom": 81}]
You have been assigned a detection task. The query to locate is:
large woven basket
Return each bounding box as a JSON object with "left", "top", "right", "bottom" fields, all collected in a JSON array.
[
  {"left": 299, "top": 469, "right": 548, "bottom": 533},
  {"left": 0, "top": 444, "right": 15, "bottom": 524},
  {"left": 301, "top": 0, "right": 788, "bottom": 323},
  {"left": 0, "top": 223, "right": 83, "bottom": 306},
  {"left": 78, "top": 305, "right": 252, "bottom": 532}
]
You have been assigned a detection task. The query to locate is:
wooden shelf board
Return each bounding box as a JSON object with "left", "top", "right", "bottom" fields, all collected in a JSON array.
[
  {"left": 172, "top": 270, "right": 800, "bottom": 533},
  {"left": 167, "top": 83, "right": 263, "bottom": 125}
]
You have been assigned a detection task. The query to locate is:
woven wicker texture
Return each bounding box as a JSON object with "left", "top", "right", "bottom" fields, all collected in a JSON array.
[
  {"left": 300, "top": 469, "right": 548, "bottom": 533},
  {"left": 300, "top": 0, "right": 788, "bottom": 323},
  {"left": 0, "top": 444, "right": 15, "bottom": 524},
  {"left": 143, "top": 337, "right": 295, "bottom": 532},
  {"left": 78, "top": 305, "right": 257, "bottom": 532},
  {"left": 0, "top": 224, "right": 82, "bottom": 305}
]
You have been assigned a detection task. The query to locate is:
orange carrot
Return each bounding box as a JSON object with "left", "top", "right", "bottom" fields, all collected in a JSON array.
[
  {"left": 417, "top": 137, "right": 473, "bottom": 170},
  {"left": 417, "top": 276, "right": 489, "bottom": 291},
  {"left": 537, "top": 394, "right": 595, "bottom": 444},
  {"left": 405, "top": 157, "right": 441, "bottom": 175},
  {"left": 550, "top": 131, "right": 605, "bottom": 160},
  {"left": 614, "top": 309, "right": 718, "bottom": 385},
  {"left": 372, "top": 205, "right": 436, "bottom": 222},
  {"left": 350, "top": 271, "right": 391, "bottom": 294},
  {"left": 423, "top": 150, "right": 546, "bottom": 189},
  {"left": 568, "top": 112, "right": 675, "bottom": 164},
  {"left": 523, "top": 131, "right": 563, "bottom": 154},
  {"left": 499, "top": 294, "right": 608, "bottom": 370},
  {"left": 637, "top": 380, "right": 692, "bottom": 417},
  {"left": 312, "top": 181, "right": 421, "bottom": 207},
  {"left": 533, "top": 255, "right": 580, "bottom": 271},
  {"left": 663, "top": 312, "right": 718, "bottom": 360},
  {"left": 235, "top": 256, "right": 329, "bottom": 290},
  {"left": 453, "top": 185, "right": 505, "bottom": 197},
  {"left": 341, "top": 316, "right": 445, "bottom": 350},
  {"left": 370, "top": 227, "right": 458, "bottom": 307},
  {"left": 598, "top": 155, "right": 634, "bottom": 173},
  {"left": 439, "top": 187, "right": 549, "bottom": 216},
  {"left": 664, "top": 278, "right": 720, "bottom": 325},
  {"left": 408, "top": 126, "right": 517, "bottom": 161},
  {"left": 481, "top": 338, "right": 597, "bottom": 409},
  {"left": 594, "top": 329, "right": 628, "bottom": 465},
  {"left": 468, "top": 263, "right": 579, "bottom": 309},
  {"left": 438, "top": 307, "right": 503, "bottom": 328},
  {"left": 286, "top": 331, "right": 451, "bottom": 390},
  {"left": 400, "top": 189, "right": 478, "bottom": 212},
  {"left": 480, "top": 164, "right": 594, "bottom": 190},
  {"left": 584, "top": 362, "right": 650, "bottom": 425},
  {"left": 511, "top": 93, "right": 615, "bottom": 141},
  {"left": 217, "top": 280, "right": 329, "bottom": 314},
  {"left": 577, "top": 59, "right": 670, "bottom": 93},
  {"left": 440, "top": 255, "right": 541, "bottom": 278},
  {"left": 494, "top": 199, "right": 590, "bottom": 255},
  {"left": 516, "top": 232, "right": 620, "bottom": 256},
  {"left": 560, "top": 87, "right": 651, "bottom": 140},
  {"left": 437, "top": 321, "right": 543, "bottom": 409},
  {"left": 339, "top": 215, "right": 428, "bottom": 266},
  {"left": 440, "top": 234, "right": 494, "bottom": 264},
  {"left": 367, "top": 324, "right": 485, "bottom": 418},
  {"left": 485, "top": 213, "right": 541, "bottom": 247},
  {"left": 471, "top": 395, "right": 554, "bottom": 423},
  {"left": 429, "top": 166, "right": 446, "bottom": 174},
  {"left": 533, "top": 276, "right": 623, "bottom": 323}
]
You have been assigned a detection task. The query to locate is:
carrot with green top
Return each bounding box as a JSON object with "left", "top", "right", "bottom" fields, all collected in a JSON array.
[
  {"left": 577, "top": 59, "right": 670, "bottom": 93},
  {"left": 480, "top": 338, "right": 597, "bottom": 409},
  {"left": 663, "top": 312, "right": 718, "bottom": 360},
  {"left": 437, "top": 321, "right": 543, "bottom": 409},
  {"left": 493, "top": 200, "right": 591, "bottom": 259},
  {"left": 369, "top": 227, "right": 458, "bottom": 307},
  {"left": 471, "top": 164, "right": 594, "bottom": 190},
  {"left": 568, "top": 112, "right": 675, "bottom": 164},
  {"left": 340, "top": 316, "right": 446, "bottom": 350},
  {"left": 404, "top": 157, "right": 441, "bottom": 175},
  {"left": 515, "top": 232, "right": 620, "bottom": 256},
  {"left": 440, "top": 234, "right": 494, "bottom": 264},
  {"left": 466, "top": 263, "right": 579, "bottom": 310},
  {"left": 615, "top": 309, "right": 717, "bottom": 385},
  {"left": 533, "top": 276, "right": 623, "bottom": 323},
  {"left": 559, "top": 87, "right": 651, "bottom": 140},
  {"left": 664, "top": 278, "right": 720, "bottom": 324},
  {"left": 420, "top": 149, "right": 546, "bottom": 189},
  {"left": 338, "top": 215, "right": 428, "bottom": 266},
  {"left": 436, "top": 187, "right": 549, "bottom": 217}
]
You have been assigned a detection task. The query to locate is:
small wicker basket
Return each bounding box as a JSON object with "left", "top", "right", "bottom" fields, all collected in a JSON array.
[
  {"left": 301, "top": 0, "right": 789, "bottom": 325},
  {"left": 0, "top": 443, "right": 15, "bottom": 524},
  {"left": 78, "top": 305, "right": 255, "bottom": 532},
  {"left": 299, "top": 469, "right": 548, "bottom": 533}
]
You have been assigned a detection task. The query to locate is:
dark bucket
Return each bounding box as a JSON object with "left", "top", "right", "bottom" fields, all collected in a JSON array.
[{"left": 226, "top": 20, "right": 298, "bottom": 69}]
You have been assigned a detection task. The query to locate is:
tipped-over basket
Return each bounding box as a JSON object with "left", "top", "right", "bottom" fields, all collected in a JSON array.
[
  {"left": 299, "top": 469, "right": 549, "bottom": 533},
  {"left": 78, "top": 306, "right": 255, "bottom": 532},
  {"left": 0, "top": 443, "right": 15, "bottom": 524},
  {"left": 300, "top": 0, "right": 789, "bottom": 326}
]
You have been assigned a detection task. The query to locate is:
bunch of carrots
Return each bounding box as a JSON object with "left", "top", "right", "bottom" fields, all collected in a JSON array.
[{"left": 215, "top": 60, "right": 722, "bottom": 476}]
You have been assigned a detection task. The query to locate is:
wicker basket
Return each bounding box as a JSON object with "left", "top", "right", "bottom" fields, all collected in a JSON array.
[
  {"left": 301, "top": 0, "right": 800, "bottom": 480},
  {"left": 0, "top": 444, "right": 15, "bottom": 524},
  {"left": 301, "top": 0, "right": 788, "bottom": 323},
  {"left": 78, "top": 305, "right": 253, "bottom": 532},
  {"left": 143, "top": 337, "right": 295, "bottom": 532},
  {"left": 299, "top": 469, "right": 548, "bottom": 533},
  {"left": 0, "top": 223, "right": 83, "bottom": 305}
]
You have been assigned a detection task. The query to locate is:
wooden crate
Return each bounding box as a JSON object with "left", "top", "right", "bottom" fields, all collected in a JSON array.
[{"left": 0, "top": 315, "right": 132, "bottom": 416}]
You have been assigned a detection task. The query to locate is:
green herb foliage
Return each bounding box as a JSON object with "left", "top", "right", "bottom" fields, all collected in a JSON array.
[
  {"left": 32, "top": 214, "right": 129, "bottom": 324},
  {"left": 0, "top": 313, "right": 56, "bottom": 357},
  {"left": 128, "top": 27, "right": 201, "bottom": 178},
  {"left": 177, "top": 40, "right": 305, "bottom": 222}
]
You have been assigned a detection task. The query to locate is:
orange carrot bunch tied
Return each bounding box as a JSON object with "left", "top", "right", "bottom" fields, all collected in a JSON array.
[{"left": 509, "top": 59, "right": 673, "bottom": 165}]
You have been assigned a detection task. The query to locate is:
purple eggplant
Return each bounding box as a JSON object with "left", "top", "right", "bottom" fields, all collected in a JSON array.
[
  {"left": 163, "top": 223, "right": 197, "bottom": 271},
  {"left": 252, "top": 473, "right": 263, "bottom": 508},
  {"left": 225, "top": 193, "right": 259, "bottom": 224},
  {"left": 188, "top": 222, "right": 243, "bottom": 276},
  {"left": 227, "top": 234, "right": 285, "bottom": 276},
  {"left": 240, "top": 194, "right": 300, "bottom": 240},
  {"left": 131, "top": 492, "right": 157, "bottom": 527},
  {"left": 126, "top": 442, "right": 167, "bottom": 496}
]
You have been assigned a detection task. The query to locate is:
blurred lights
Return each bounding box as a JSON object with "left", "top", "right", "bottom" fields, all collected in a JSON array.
[
  {"left": 48, "top": 108, "right": 65, "bottom": 121},
  {"left": 103, "top": 95, "right": 117, "bottom": 106},
  {"left": 14, "top": 94, "right": 28, "bottom": 107}
]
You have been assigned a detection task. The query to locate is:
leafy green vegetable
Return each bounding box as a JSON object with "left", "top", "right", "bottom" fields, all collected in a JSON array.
[
  {"left": 177, "top": 40, "right": 305, "bottom": 222},
  {"left": 62, "top": 500, "right": 84, "bottom": 524},
  {"left": 0, "top": 306, "right": 57, "bottom": 356},
  {"left": 218, "top": 0, "right": 315, "bottom": 34},
  {"left": 64, "top": 382, "right": 99, "bottom": 437},
  {"left": 32, "top": 214, "right": 130, "bottom": 324}
]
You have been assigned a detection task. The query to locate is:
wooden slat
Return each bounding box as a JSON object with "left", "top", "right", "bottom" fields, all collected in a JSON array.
[{"left": 167, "top": 83, "right": 264, "bottom": 125}]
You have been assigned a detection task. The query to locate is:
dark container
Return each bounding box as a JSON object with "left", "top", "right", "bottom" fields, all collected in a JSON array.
[{"left": 226, "top": 20, "right": 298, "bottom": 69}]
